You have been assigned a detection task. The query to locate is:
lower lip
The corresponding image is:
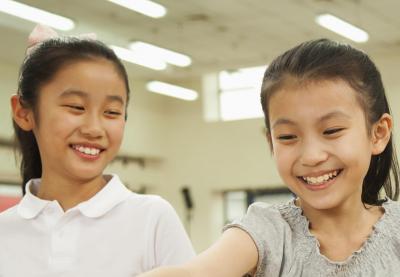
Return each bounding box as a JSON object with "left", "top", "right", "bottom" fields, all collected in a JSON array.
[
  {"left": 72, "top": 147, "right": 101, "bottom": 161},
  {"left": 303, "top": 175, "right": 338, "bottom": 191}
]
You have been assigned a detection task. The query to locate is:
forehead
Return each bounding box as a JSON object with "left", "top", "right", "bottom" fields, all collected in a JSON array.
[
  {"left": 51, "top": 59, "right": 124, "bottom": 86},
  {"left": 39, "top": 59, "right": 127, "bottom": 102},
  {"left": 269, "top": 79, "right": 364, "bottom": 124}
]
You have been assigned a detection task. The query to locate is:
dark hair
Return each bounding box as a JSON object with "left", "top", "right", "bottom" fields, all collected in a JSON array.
[
  {"left": 14, "top": 37, "right": 130, "bottom": 194},
  {"left": 260, "top": 38, "right": 399, "bottom": 205}
]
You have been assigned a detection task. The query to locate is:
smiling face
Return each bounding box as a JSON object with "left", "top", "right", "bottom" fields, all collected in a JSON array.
[
  {"left": 269, "top": 78, "right": 375, "bottom": 210},
  {"left": 32, "top": 58, "right": 127, "bottom": 184}
]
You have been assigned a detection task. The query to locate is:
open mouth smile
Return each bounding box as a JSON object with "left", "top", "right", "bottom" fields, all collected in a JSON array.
[
  {"left": 70, "top": 144, "right": 105, "bottom": 157},
  {"left": 297, "top": 169, "right": 343, "bottom": 186}
]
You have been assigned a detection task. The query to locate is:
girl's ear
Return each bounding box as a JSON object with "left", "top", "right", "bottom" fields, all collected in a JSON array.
[
  {"left": 11, "top": 94, "right": 35, "bottom": 131},
  {"left": 371, "top": 113, "right": 392, "bottom": 155}
]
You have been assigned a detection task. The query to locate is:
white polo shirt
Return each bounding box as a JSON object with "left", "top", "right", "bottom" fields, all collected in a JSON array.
[{"left": 0, "top": 174, "right": 195, "bottom": 277}]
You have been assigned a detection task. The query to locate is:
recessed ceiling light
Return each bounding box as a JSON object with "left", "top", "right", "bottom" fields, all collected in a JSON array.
[
  {"left": 108, "top": 0, "right": 166, "bottom": 18},
  {"left": 110, "top": 45, "right": 167, "bottom": 70},
  {"left": 129, "top": 41, "right": 191, "bottom": 67},
  {"left": 147, "top": 81, "right": 198, "bottom": 101},
  {"left": 315, "top": 13, "right": 369, "bottom": 43},
  {"left": 0, "top": 0, "right": 74, "bottom": 31}
]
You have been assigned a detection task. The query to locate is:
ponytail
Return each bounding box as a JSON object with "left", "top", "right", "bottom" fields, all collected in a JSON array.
[{"left": 13, "top": 121, "right": 41, "bottom": 194}]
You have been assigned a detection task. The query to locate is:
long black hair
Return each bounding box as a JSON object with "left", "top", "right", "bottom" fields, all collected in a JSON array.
[
  {"left": 14, "top": 37, "right": 130, "bottom": 194},
  {"left": 260, "top": 39, "right": 399, "bottom": 205}
]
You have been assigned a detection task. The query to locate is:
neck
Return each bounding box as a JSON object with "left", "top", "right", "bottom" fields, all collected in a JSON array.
[
  {"left": 298, "top": 194, "right": 384, "bottom": 262},
  {"left": 299, "top": 195, "right": 381, "bottom": 236},
  {"left": 36, "top": 173, "right": 107, "bottom": 211}
]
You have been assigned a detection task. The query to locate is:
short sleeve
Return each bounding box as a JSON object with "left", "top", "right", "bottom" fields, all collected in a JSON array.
[
  {"left": 151, "top": 198, "right": 196, "bottom": 267},
  {"left": 224, "top": 202, "right": 293, "bottom": 277}
]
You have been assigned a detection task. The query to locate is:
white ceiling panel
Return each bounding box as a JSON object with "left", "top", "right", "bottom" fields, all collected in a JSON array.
[{"left": 0, "top": 0, "right": 398, "bottom": 80}]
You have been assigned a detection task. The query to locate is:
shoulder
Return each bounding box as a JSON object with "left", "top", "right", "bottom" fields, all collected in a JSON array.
[
  {"left": 105, "top": 174, "right": 175, "bottom": 216},
  {"left": 233, "top": 200, "right": 299, "bottom": 229},
  {"left": 124, "top": 193, "right": 174, "bottom": 211},
  {"left": 370, "top": 199, "right": 400, "bottom": 245},
  {"left": 384, "top": 198, "right": 400, "bottom": 211},
  {"left": 0, "top": 205, "right": 20, "bottom": 234},
  {"left": 224, "top": 200, "right": 299, "bottom": 247},
  {"left": 0, "top": 204, "right": 19, "bottom": 219},
  {"left": 382, "top": 199, "right": 400, "bottom": 226},
  {"left": 121, "top": 192, "right": 180, "bottom": 221},
  {"left": 122, "top": 194, "right": 195, "bottom": 263},
  {"left": 249, "top": 201, "right": 290, "bottom": 216},
  {"left": 240, "top": 202, "right": 284, "bottom": 227}
]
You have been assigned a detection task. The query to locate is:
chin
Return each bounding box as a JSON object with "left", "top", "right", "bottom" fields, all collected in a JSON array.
[
  {"left": 300, "top": 194, "right": 345, "bottom": 211},
  {"left": 68, "top": 167, "right": 104, "bottom": 182}
]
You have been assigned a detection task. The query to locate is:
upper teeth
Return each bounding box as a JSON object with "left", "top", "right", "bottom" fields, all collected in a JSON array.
[
  {"left": 302, "top": 170, "right": 338, "bottom": 185},
  {"left": 73, "top": 145, "right": 100, "bottom": 156}
]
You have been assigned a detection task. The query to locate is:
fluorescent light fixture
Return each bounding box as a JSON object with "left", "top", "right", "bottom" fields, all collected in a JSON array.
[
  {"left": 108, "top": 0, "right": 166, "bottom": 18},
  {"left": 129, "top": 41, "right": 191, "bottom": 67},
  {"left": 147, "top": 81, "right": 198, "bottom": 101},
  {"left": 0, "top": 0, "right": 74, "bottom": 31},
  {"left": 110, "top": 45, "right": 167, "bottom": 70},
  {"left": 315, "top": 13, "right": 369, "bottom": 43}
]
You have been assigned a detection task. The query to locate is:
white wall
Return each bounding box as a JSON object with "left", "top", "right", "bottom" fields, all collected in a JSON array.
[
  {"left": 377, "top": 55, "right": 400, "bottom": 143},
  {"left": 0, "top": 61, "right": 18, "bottom": 138},
  {"left": 0, "top": 61, "right": 22, "bottom": 184}
]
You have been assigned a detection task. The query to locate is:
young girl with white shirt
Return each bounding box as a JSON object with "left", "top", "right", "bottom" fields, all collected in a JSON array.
[
  {"left": 138, "top": 39, "right": 400, "bottom": 276},
  {"left": 0, "top": 25, "right": 194, "bottom": 276}
]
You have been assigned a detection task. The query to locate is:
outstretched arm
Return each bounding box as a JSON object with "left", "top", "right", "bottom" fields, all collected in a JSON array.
[{"left": 139, "top": 227, "right": 258, "bottom": 277}]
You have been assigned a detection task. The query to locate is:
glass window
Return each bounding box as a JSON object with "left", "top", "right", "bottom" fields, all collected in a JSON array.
[{"left": 218, "top": 65, "right": 267, "bottom": 121}]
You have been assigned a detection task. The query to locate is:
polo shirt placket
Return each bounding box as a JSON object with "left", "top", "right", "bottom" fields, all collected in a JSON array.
[{"left": 43, "top": 202, "right": 79, "bottom": 271}]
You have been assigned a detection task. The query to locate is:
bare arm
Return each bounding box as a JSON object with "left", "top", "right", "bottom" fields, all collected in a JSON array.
[{"left": 139, "top": 227, "right": 258, "bottom": 277}]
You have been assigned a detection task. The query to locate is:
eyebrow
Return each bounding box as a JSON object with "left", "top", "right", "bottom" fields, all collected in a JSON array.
[
  {"left": 271, "top": 110, "right": 352, "bottom": 129},
  {"left": 59, "top": 89, "right": 125, "bottom": 105},
  {"left": 319, "top": 111, "right": 352, "bottom": 122}
]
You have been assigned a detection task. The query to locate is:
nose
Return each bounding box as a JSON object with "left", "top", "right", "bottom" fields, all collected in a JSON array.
[
  {"left": 79, "top": 112, "right": 104, "bottom": 139},
  {"left": 299, "top": 138, "right": 328, "bottom": 167}
]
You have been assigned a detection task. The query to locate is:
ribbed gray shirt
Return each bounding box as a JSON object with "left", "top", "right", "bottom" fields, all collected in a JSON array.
[{"left": 225, "top": 199, "right": 400, "bottom": 277}]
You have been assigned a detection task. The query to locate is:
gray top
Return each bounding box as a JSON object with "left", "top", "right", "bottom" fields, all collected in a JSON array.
[{"left": 225, "top": 199, "right": 400, "bottom": 277}]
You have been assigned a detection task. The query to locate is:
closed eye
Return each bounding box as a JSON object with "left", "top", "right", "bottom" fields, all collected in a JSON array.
[
  {"left": 277, "top": 134, "right": 297, "bottom": 140},
  {"left": 64, "top": 105, "right": 84, "bottom": 111},
  {"left": 323, "top": 128, "right": 345, "bottom": 135},
  {"left": 105, "top": 110, "right": 122, "bottom": 116}
]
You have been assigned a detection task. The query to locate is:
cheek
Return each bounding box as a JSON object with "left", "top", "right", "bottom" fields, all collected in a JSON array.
[
  {"left": 273, "top": 146, "right": 294, "bottom": 174},
  {"left": 107, "top": 121, "right": 125, "bottom": 143},
  {"left": 335, "top": 132, "right": 372, "bottom": 162},
  {"left": 56, "top": 114, "right": 80, "bottom": 128},
  {"left": 35, "top": 113, "right": 75, "bottom": 141}
]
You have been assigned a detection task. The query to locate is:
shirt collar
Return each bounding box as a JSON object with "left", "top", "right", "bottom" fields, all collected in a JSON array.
[
  {"left": 17, "top": 178, "right": 50, "bottom": 219},
  {"left": 77, "top": 174, "right": 131, "bottom": 218},
  {"left": 17, "top": 174, "right": 131, "bottom": 219}
]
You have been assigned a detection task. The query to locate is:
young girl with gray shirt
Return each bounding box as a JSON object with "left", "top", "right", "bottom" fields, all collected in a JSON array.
[{"left": 139, "top": 39, "right": 400, "bottom": 276}]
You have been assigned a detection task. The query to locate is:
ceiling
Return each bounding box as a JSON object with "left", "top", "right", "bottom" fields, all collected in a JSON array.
[{"left": 0, "top": 0, "right": 399, "bottom": 82}]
